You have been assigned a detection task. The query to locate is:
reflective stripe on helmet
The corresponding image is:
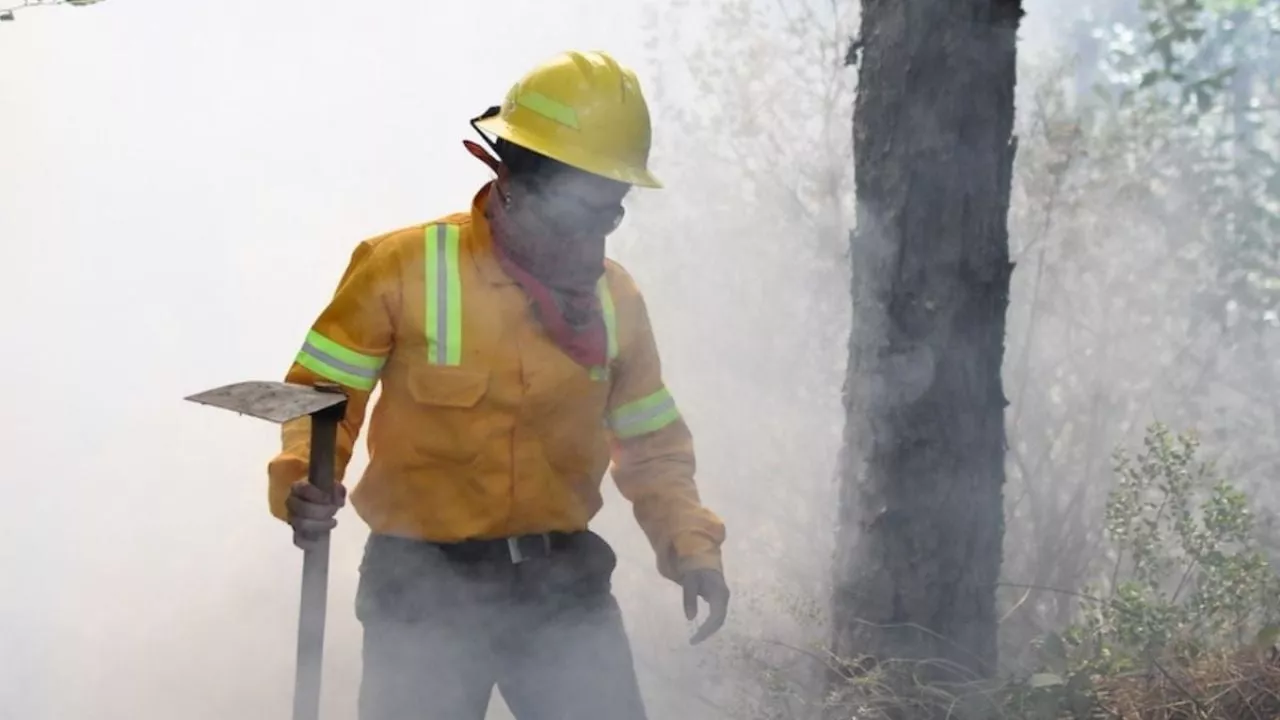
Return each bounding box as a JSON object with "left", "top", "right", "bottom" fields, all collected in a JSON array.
[
  {"left": 516, "top": 91, "right": 580, "bottom": 129},
  {"left": 474, "top": 50, "right": 662, "bottom": 188}
]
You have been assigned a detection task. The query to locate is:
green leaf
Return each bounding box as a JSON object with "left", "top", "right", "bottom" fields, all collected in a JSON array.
[
  {"left": 1030, "top": 673, "right": 1066, "bottom": 688},
  {"left": 1254, "top": 624, "right": 1280, "bottom": 649},
  {"left": 1039, "top": 632, "right": 1069, "bottom": 673},
  {"left": 1066, "top": 671, "right": 1096, "bottom": 719}
]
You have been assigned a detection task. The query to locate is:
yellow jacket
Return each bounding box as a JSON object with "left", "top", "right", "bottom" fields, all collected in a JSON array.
[{"left": 267, "top": 183, "right": 725, "bottom": 579}]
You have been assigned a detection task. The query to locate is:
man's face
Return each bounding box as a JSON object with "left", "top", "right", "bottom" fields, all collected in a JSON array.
[{"left": 506, "top": 166, "right": 630, "bottom": 239}]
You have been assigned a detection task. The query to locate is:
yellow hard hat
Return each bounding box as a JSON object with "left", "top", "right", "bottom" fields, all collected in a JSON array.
[{"left": 475, "top": 50, "right": 662, "bottom": 189}]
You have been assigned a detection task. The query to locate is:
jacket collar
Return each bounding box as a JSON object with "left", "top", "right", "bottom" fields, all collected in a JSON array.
[{"left": 469, "top": 181, "right": 516, "bottom": 286}]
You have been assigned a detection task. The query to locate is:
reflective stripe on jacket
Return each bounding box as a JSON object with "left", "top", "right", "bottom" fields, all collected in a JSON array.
[{"left": 266, "top": 182, "right": 725, "bottom": 579}]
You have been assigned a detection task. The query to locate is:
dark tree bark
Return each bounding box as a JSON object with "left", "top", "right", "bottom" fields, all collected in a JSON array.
[{"left": 829, "top": 0, "right": 1022, "bottom": 695}]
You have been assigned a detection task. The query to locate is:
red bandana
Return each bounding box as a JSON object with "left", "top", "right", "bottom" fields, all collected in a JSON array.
[{"left": 464, "top": 140, "right": 607, "bottom": 369}]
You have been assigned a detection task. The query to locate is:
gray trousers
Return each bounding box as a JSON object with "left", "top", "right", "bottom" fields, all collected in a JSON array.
[{"left": 354, "top": 532, "right": 649, "bottom": 720}]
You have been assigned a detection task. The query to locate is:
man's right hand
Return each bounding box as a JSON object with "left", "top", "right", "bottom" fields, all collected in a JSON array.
[{"left": 285, "top": 479, "right": 346, "bottom": 550}]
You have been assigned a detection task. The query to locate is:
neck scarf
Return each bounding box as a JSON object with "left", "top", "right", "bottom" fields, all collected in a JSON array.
[{"left": 464, "top": 140, "right": 607, "bottom": 369}]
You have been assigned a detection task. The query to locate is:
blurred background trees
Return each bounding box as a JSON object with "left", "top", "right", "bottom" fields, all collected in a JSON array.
[{"left": 636, "top": 0, "right": 1280, "bottom": 716}]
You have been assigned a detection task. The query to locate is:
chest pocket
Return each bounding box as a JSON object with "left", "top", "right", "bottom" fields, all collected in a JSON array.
[
  {"left": 399, "top": 222, "right": 491, "bottom": 463},
  {"left": 404, "top": 364, "right": 490, "bottom": 463}
]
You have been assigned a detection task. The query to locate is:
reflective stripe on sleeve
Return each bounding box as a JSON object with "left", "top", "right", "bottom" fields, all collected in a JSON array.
[
  {"left": 609, "top": 387, "right": 681, "bottom": 439},
  {"left": 295, "top": 329, "right": 385, "bottom": 391}
]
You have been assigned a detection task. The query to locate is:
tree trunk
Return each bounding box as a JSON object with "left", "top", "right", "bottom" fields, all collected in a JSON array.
[{"left": 829, "top": 0, "right": 1022, "bottom": 697}]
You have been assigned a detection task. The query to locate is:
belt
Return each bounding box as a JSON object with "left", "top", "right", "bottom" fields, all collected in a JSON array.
[{"left": 435, "top": 531, "right": 577, "bottom": 565}]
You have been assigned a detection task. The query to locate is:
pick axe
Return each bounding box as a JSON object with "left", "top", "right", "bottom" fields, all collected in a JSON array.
[{"left": 185, "top": 380, "right": 348, "bottom": 720}]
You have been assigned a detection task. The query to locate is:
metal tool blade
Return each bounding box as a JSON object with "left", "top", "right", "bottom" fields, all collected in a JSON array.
[{"left": 184, "top": 380, "right": 347, "bottom": 424}]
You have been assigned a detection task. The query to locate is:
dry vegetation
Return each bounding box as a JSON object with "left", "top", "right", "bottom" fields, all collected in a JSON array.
[
  {"left": 1092, "top": 651, "right": 1280, "bottom": 720},
  {"left": 638, "top": 0, "right": 1280, "bottom": 717},
  {"left": 813, "top": 649, "right": 1280, "bottom": 720}
]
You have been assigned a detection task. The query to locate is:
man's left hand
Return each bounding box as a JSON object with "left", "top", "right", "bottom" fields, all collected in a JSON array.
[{"left": 682, "top": 568, "right": 730, "bottom": 645}]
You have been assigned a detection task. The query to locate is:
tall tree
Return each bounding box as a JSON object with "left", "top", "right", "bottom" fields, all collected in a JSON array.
[{"left": 830, "top": 0, "right": 1023, "bottom": 694}]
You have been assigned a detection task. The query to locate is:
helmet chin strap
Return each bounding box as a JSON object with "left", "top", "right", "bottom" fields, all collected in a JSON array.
[
  {"left": 465, "top": 106, "right": 517, "bottom": 208},
  {"left": 466, "top": 106, "right": 504, "bottom": 164},
  {"left": 463, "top": 139, "right": 502, "bottom": 174},
  {"left": 467, "top": 107, "right": 505, "bottom": 168}
]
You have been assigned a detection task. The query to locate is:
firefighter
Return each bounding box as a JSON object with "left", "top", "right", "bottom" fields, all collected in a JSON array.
[{"left": 266, "top": 50, "right": 729, "bottom": 720}]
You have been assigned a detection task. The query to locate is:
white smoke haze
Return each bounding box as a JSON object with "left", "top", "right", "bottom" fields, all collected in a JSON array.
[{"left": 8, "top": 0, "right": 1277, "bottom": 718}]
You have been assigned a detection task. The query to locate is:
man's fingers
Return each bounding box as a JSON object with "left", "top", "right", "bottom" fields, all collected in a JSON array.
[
  {"left": 286, "top": 482, "right": 344, "bottom": 550},
  {"left": 292, "top": 518, "right": 336, "bottom": 549},
  {"left": 286, "top": 481, "right": 344, "bottom": 551},
  {"left": 291, "top": 516, "right": 338, "bottom": 535},
  {"left": 689, "top": 590, "right": 728, "bottom": 645},
  {"left": 683, "top": 579, "right": 698, "bottom": 621},
  {"left": 291, "top": 481, "right": 327, "bottom": 501},
  {"left": 293, "top": 529, "right": 324, "bottom": 551},
  {"left": 286, "top": 483, "right": 344, "bottom": 519},
  {"left": 291, "top": 480, "right": 346, "bottom": 506},
  {"left": 286, "top": 495, "right": 339, "bottom": 520}
]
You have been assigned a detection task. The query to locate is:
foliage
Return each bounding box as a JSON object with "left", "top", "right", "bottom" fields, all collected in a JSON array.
[
  {"left": 812, "top": 425, "right": 1280, "bottom": 720},
  {"left": 1001, "top": 650, "right": 1280, "bottom": 720},
  {"left": 1090, "top": 0, "right": 1280, "bottom": 329},
  {"left": 1, "top": 0, "right": 105, "bottom": 21},
  {"left": 993, "top": 423, "right": 1280, "bottom": 720},
  {"left": 999, "top": 0, "right": 1280, "bottom": 664},
  {"left": 638, "top": 0, "right": 1280, "bottom": 715},
  {"left": 1046, "top": 424, "right": 1280, "bottom": 671}
]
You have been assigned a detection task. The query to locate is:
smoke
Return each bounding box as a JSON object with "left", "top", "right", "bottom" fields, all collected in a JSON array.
[
  {"left": 0, "top": 2, "right": 653, "bottom": 718},
  {"left": 10, "top": 0, "right": 1271, "bottom": 718}
]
